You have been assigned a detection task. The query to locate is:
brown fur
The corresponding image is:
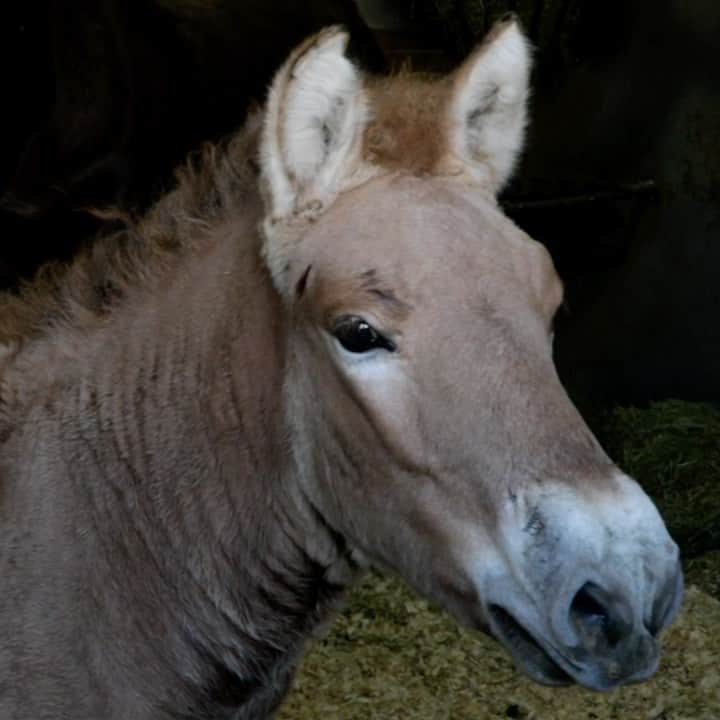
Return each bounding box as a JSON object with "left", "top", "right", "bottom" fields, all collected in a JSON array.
[
  {"left": 0, "top": 114, "right": 263, "bottom": 351},
  {"left": 0, "top": 22, "right": 681, "bottom": 720},
  {"left": 0, "top": 108, "right": 339, "bottom": 720},
  {"left": 363, "top": 73, "right": 453, "bottom": 174},
  {"left": 359, "top": 14, "right": 523, "bottom": 178}
]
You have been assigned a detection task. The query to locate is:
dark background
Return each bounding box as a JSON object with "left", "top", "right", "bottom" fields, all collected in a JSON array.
[{"left": 1, "top": 0, "right": 718, "bottom": 409}]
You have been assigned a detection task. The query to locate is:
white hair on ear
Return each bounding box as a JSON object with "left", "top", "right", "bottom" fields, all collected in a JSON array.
[
  {"left": 260, "top": 27, "right": 367, "bottom": 221},
  {"left": 449, "top": 18, "right": 532, "bottom": 193}
]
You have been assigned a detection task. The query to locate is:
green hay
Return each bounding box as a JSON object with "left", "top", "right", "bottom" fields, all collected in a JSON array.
[
  {"left": 280, "top": 578, "right": 720, "bottom": 719},
  {"left": 597, "top": 400, "right": 720, "bottom": 558},
  {"left": 685, "top": 551, "right": 720, "bottom": 599}
]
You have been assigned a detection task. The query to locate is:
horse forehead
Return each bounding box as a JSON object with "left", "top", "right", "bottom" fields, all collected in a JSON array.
[
  {"left": 311, "top": 175, "right": 517, "bottom": 267},
  {"left": 310, "top": 175, "right": 556, "bottom": 305},
  {"left": 332, "top": 174, "right": 497, "bottom": 230}
]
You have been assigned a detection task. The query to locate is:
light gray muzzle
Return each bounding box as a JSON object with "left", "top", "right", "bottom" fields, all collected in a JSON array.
[{"left": 477, "top": 476, "right": 683, "bottom": 690}]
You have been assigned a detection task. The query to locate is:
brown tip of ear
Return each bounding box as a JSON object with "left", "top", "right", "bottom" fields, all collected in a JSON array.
[
  {"left": 482, "top": 13, "right": 523, "bottom": 46},
  {"left": 289, "top": 25, "right": 349, "bottom": 68},
  {"left": 498, "top": 12, "right": 520, "bottom": 26},
  {"left": 455, "top": 12, "right": 526, "bottom": 74},
  {"left": 309, "top": 25, "right": 349, "bottom": 49}
]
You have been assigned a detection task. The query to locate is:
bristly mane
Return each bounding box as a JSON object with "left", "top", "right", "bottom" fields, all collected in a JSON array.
[
  {"left": 0, "top": 67, "right": 461, "bottom": 356},
  {"left": 0, "top": 111, "right": 264, "bottom": 352}
]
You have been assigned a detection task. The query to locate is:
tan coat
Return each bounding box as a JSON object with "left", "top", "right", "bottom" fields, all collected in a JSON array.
[{"left": 0, "top": 19, "right": 681, "bottom": 720}]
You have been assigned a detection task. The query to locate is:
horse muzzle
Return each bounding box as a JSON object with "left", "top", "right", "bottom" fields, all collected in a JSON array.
[
  {"left": 464, "top": 473, "right": 684, "bottom": 690},
  {"left": 485, "top": 561, "right": 683, "bottom": 690}
]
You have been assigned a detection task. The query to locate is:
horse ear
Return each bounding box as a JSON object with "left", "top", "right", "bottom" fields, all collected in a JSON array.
[
  {"left": 447, "top": 17, "right": 531, "bottom": 193},
  {"left": 260, "top": 27, "right": 366, "bottom": 221}
]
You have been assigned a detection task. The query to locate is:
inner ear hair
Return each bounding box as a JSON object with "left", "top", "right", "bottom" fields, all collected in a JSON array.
[
  {"left": 260, "top": 27, "right": 364, "bottom": 220},
  {"left": 448, "top": 17, "right": 531, "bottom": 193}
]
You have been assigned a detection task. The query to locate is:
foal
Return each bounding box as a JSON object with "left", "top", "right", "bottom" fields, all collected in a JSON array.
[{"left": 0, "top": 19, "right": 681, "bottom": 720}]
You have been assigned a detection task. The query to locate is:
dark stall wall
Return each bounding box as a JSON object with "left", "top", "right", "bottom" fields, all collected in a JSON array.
[
  {"left": 0, "top": 0, "right": 383, "bottom": 286},
  {"left": 528, "top": 0, "right": 720, "bottom": 405}
]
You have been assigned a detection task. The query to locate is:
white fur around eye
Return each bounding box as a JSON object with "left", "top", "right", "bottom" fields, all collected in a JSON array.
[
  {"left": 337, "top": 347, "right": 404, "bottom": 392},
  {"left": 334, "top": 341, "right": 388, "bottom": 365}
]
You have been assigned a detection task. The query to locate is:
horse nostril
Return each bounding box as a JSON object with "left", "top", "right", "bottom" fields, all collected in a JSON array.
[{"left": 570, "top": 583, "right": 632, "bottom": 650}]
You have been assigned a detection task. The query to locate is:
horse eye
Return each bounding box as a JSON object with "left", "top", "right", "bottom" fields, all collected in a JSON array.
[{"left": 332, "top": 316, "right": 396, "bottom": 354}]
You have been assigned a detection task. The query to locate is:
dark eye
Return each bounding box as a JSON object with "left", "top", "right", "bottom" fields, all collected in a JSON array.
[{"left": 332, "top": 315, "right": 396, "bottom": 354}]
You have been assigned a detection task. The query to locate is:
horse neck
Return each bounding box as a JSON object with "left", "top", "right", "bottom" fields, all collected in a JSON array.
[
  {"left": 70, "top": 212, "right": 356, "bottom": 705},
  {"left": 83, "top": 216, "right": 280, "bottom": 565}
]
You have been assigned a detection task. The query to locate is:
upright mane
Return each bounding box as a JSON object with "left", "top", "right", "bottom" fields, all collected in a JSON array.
[
  {"left": 0, "top": 63, "right": 460, "bottom": 355},
  {"left": 0, "top": 111, "right": 264, "bottom": 352}
]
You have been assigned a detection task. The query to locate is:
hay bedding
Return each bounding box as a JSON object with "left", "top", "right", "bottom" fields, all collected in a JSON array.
[
  {"left": 280, "top": 578, "right": 719, "bottom": 720},
  {"left": 279, "top": 402, "right": 720, "bottom": 719}
]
